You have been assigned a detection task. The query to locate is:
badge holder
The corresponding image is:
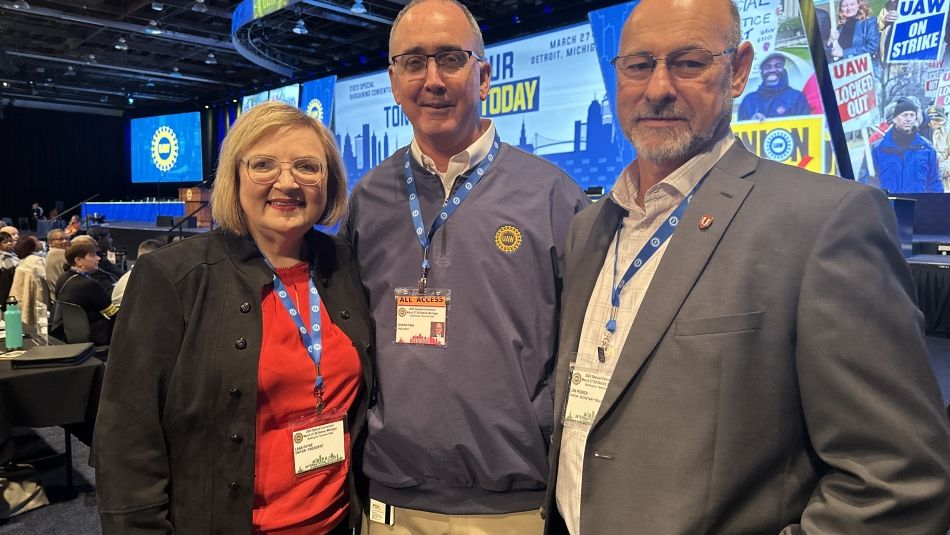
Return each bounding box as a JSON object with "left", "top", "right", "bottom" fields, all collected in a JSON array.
[
  {"left": 394, "top": 287, "right": 451, "bottom": 347},
  {"left": 562, "top": 362, "right": 611, "bottom": 430},
  {"left": 284, "top": 407, "right": 349, "bottom": 480}
]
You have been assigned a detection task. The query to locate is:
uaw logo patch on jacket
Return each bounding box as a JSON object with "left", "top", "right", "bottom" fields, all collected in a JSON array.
[{"left": 494, "top": 225, "right": 522, "bottom": 253}]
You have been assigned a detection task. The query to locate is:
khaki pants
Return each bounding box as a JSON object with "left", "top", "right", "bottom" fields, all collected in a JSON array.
[{"left": 362, "top": 505, "right": 543, "bottom": 535}]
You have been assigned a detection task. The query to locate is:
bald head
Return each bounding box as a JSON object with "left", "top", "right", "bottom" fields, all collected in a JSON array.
[
  {"left": 389, "top": 0, "right": 484, "bottom": 57},
  {"left": 626, "top": 0, "right": 741, "bottom": 48}
]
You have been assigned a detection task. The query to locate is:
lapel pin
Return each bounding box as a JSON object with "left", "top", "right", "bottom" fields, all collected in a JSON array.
[{"left": 699, "top": 215, "right": 714, "bottom": 230}]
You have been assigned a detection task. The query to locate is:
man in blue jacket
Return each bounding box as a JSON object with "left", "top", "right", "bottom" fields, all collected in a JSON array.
[
  {"left": 737, "top": 53, "right": 811, "bottom": 121},
  {"left": 871, "top": 97, "right": 943, "bottom": 193}
]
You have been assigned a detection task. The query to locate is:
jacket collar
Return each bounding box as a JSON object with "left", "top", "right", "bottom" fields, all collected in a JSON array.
[{"left": 219, "top": 228, "right": 338, "bottom": 287}]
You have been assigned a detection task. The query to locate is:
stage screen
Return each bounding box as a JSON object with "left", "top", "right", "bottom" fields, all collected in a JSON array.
[
  {"left": 334, "top": 22, "right": 624, "bottom": 191},
  {"left": 129, "top": 111, "right": 204, "bottom": 184},
  {"left": 818, "top": 0, "right": 950, "bottom": 193},
  {"left": 269, "top": 83, "right": 300, "bottom": 108},
  {"left": 242, "top": 90, "right": 269, "bottom": 112}
]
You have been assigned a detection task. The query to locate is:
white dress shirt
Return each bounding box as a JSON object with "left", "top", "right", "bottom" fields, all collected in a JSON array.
[
  {"left": 410, "top": 119, "right": 496, "bottom": 200},
  {"left": 556, "top": 133, "right": 737, "bottom": 535}
]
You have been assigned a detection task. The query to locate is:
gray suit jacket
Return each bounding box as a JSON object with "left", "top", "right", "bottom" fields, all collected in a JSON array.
[{"left": 544, "top": 143, "right": 950, "bottom": 534}]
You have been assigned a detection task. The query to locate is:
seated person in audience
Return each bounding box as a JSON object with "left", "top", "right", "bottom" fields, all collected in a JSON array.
[
  {"left": 14, "top": 236, "right": 46, "bottom": 277},
  {"left": 45, "top": 229, "right": 69, "bottom": 296},
  {"left": 0, "top": 232, "right": 18, "bottom": 269},
  {"left": 53, "top": 241, "right": 118, "bottom": 346},
  {"left": 0, "top": 226, "right": 19, "bottom": 246},
  {"left": 87, "top": 226, "right": 124, "bottom": 279},
  {"left": 72, "top": 234, "right": 117, "bottom": 291},
  {"left": 64, "top": 215, "right": 82, "bottom": 238},
  {"left": 112, "top": 239, "right": 163, "bottom": 307}
]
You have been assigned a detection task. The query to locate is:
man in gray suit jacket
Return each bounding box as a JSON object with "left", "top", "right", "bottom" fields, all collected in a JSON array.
[{"left": 544, "top": 0, "right": 950, "bottom": 533}]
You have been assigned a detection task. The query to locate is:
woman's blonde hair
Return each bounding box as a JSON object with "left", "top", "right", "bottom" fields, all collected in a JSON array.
[
  {"left": 210, "top": 101, "right": 347, "bottom": 235},
  {"left": 837, "top": 0, "right": 871, "bottom": 25}
]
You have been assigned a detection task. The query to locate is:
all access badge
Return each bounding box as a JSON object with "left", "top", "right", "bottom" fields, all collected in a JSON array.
[{"left": 495, "top": 225, "right": 523, "bottom": 253}]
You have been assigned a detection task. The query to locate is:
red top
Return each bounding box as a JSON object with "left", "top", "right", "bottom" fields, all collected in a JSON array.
[{"left": 253, "top": 261, "right": 362, "bottom": 534}]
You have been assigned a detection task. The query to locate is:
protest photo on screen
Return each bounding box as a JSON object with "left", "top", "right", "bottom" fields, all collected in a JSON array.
[
  {"left": 822, "top": 0, "right": 950, "bottom": 193},
  {"left": 730, "top": 0, "right": 837, "bottom": 175}
]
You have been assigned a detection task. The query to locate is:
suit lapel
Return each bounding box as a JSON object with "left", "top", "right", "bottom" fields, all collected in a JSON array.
[
  {"left": 591, "top": 143, "right": 759, "bottom": 431},
  {"left": 554, "top": 198, "right": 627, "bottom": 416}
]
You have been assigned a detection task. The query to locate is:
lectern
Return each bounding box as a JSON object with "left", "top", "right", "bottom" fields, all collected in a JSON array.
[{"left": 178, "top": 187, "right": 212, "bottom": 229}]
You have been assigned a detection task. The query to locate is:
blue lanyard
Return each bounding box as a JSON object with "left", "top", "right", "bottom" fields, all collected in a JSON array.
[
  {"left": 404, "top": 132, "right": 501, "bottom": 291},
  {"left": 602, "top": 178, "right": 707, "bottom": 349},
  {"left": 267, "top": 260, "right": 326, "bottom": 413}
]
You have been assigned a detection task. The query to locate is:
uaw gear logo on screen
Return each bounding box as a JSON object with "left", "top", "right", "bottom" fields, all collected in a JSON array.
[
  {"left": 763, "top": 128, "right": 794, "bottom": 162},
  {"left": 151, "top": 125, "right": 179, "bottom": 172},
  {"left": 306, "top": 99, "right": 324, "bottom": 122}
]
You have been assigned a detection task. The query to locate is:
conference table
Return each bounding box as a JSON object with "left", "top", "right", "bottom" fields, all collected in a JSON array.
[
  {"left": 82, "top": 200, "right": 185, "bottom": 223},
  {"left": 0, "top": 334, "right": 105, "bottom": 490},
  {"left": 909, "top": 255, "right": 950, "bottom": 338}
]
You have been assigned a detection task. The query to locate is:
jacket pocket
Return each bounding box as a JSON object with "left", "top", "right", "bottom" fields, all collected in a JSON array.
[{"left": 674, "top": 310, "right": 763, "bottom": 336}]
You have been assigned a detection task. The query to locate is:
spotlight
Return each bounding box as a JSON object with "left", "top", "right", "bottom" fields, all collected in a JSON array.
[
  {"left": 1, "top": 82, "right": 8, "bottom": 87},
  {"left": 292, "top": 18, "right": 308, "bottom": 35},
  {"left": 191, "top": 0, "right": 208, "bottom": 13},
  {"left": 99, "top": 95, "right": 108, "bottom": 103},
  {"left": 350, "top": 0, "right": 367, "bottom": 14},
  {"left": 204, "top": 52, "right": 217, "bottom": 65},
  {"left": 64, "top": 66, "right": 76, "bottom": 77},
  {"left": 87, "top": 53, "right": 97, "bottom": 64},
  {"left": 114, "top": 37, "right": 129, "bottom": 51},
  {"left": 128, "top": 95, "right": 135, "bottom": 104},
  {"left": 144, "top": 20, "right": 162, "bottom": 35},
  {"left": 151, "top": 2, "right": 164, "bottom": 11},
  {"left": 11, "top": 0, "right": 30, "bottom": 10}
]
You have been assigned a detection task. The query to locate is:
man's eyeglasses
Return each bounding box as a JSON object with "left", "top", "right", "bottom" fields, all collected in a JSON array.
[
  {"left": 243, "top": 156, "right": 325, "bottom": 186},
  {"left": 390, "top": 50, "right": 483, "bottom": 79},
  {"left": 611, "top": 48, "right": 737, "bottom": 82}
]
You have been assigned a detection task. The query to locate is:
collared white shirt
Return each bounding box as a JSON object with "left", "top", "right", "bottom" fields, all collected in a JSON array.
[
  {"left": 410, "top": 119, "right": 496, "bottom": 200},
  {"left": 556, "top": 133, "right": 737, "bottom": 535}
]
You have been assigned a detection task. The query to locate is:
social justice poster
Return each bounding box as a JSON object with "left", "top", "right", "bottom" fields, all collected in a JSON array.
[
  {"left": 821, "top": 0, "right": 949, "bottom": 192},
  {"left": 333, "top": 22, "right": 620, "bottom": 191}
]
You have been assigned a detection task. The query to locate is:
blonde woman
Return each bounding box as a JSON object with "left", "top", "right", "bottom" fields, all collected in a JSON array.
[{"left": 95, "top": 102, "right": 373, "bottom": 534}]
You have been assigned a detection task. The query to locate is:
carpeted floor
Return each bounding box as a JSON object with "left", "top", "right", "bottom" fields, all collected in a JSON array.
[{"left": 3, "top": 337, "right": 950, "bottom": 535}]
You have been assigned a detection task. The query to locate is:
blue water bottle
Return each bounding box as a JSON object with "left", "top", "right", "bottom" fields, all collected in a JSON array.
[{"left": 4, "top": 297, "right": 23, "bottom": 350}]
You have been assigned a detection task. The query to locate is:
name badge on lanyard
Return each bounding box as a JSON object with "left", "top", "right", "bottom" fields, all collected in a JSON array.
[
  {"left": 394, "top": 132, "right": 501, "bottom": 348},
  {"left": 261, "top": 253, "right": 348, "bottom": 477}
]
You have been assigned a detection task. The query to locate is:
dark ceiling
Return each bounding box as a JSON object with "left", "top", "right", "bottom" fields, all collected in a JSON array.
[{"left": 0, "top": 0, "right": 624, "bottom": 115}]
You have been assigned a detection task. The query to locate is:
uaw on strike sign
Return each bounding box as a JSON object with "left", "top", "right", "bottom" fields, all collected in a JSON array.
[
  {"left": 887, "top": 0, "right": 950, "bottom": 63},
  {"left": 830, "top": 54, "right": 879, "bottom": 132}
]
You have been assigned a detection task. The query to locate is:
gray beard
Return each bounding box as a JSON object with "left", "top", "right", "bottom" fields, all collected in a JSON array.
[{"left": 625, "top": 97, "right": 734, "bottom": 163}]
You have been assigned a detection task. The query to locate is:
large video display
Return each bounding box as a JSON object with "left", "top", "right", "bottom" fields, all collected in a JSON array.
[
  {"left": 820, "top": 0, "right": 950, "bottom": 193},
  {"left": 130, "top": 111, "right": 204, "bottom": 183}
]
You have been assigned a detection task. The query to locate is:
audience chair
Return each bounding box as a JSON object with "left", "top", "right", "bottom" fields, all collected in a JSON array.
[{"left": 57, "top": 301, "right": 108, "bottom": 358}]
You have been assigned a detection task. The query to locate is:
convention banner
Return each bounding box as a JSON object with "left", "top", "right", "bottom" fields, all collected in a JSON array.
[
  {"left": 300, "top": 76, "right": 336, "bottom": 127},
  {"left": 268, "top": 84, "right": 299, "bottom": 108},
  {"left": 830, "top": 54, "right": 879, "bottom": 131},
  {"left": 333, "top": 22, "right": 620, "bottom": 191},
  {"left": 886, "top": 0, "right": 950, "bottom": 63},
  {"left": 733, "top": 115, "right": 826, "bottom": 173},
  {"left": 241, "top": 90, "right": 269, "bottom": 113}
]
